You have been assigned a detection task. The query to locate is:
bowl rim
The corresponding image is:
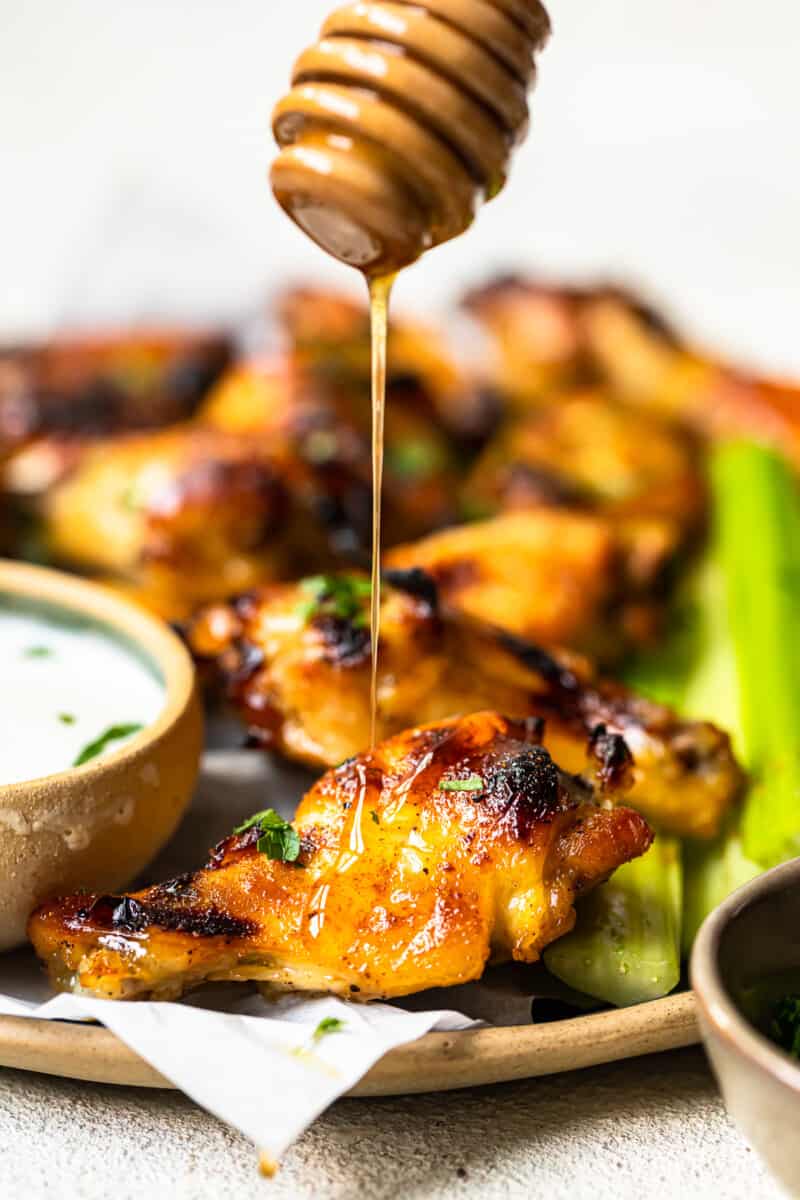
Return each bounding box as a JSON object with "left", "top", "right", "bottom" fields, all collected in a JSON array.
[
  {"left": 690, "top": 855, "right": 800, "bottom": 1095},
  {"left": 0, "top": 558, "right": 197, "bottom": 799}
]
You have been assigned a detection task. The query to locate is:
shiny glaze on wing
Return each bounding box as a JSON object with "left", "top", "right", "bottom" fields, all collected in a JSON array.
[
  {"left": 187, "top": 572, "right": 742, "bottom": 838},
  {"left": 28, "top": 712, "right": 651, "bottom": 1002}
]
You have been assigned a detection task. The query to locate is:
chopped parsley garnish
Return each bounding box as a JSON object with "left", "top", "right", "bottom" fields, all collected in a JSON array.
[
  {"left": 233, "top": 808, "right": 300, "bottom": 863},
  {"left": 295, "top": 574, "right": 372, "bottom": 627},
  {"left": 387, "top": 439, "right": 443, "bottom": 479},
  {"left": 120, "top": 483, "right": 142, "bottom": 511},
  {"left": 459, "top": 497, "right": 496, "bottom": 523},
  {"left": 58, "top": 713, "right": 76, "bottom": 725},
  {"left": 370, "top": 809, "right": 380, "bottom": 825},
  {"left": 439, "top": 774, "right": 484, "bottom": 793},
  {"left": 24, "top": 645, "right": 52, "bottom": 658},
  {"left": 312, "top": 1017, "right": 345, "bottom": 1041},
  {"left": 73, "top": 723, "right": 144, "bottom": 766},
  {"left": 771, "top": 993, "right": 800, "bottom": 1059}
]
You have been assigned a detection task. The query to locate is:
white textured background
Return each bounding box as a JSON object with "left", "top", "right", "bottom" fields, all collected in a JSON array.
[{"left": 2, "top": 0, "right": 799, "bottom": 374}]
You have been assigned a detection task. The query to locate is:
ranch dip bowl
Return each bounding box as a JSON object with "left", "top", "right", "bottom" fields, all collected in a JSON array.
[{"left": 0, "top": 559, "right": 202, "bottom": 950}]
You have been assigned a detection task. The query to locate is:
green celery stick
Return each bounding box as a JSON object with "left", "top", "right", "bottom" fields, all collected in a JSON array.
[
  {"left": 713, "top": 442, "right": 800, "bottom": 866},
  {"left": 544, "top": 836, "right": 682, "bottom": 1007},
  {"left": 680, "top": 442, "right": 800, "bottom": 945},
  {"left": 682, "top": 818, "right": 760, "bottom": 954}
]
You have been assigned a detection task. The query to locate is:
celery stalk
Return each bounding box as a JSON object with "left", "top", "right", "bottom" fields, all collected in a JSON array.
[
  {"left": 544, "top": 837, "right": 682, "bottom": 1007},
  {"left": 713, "top": 442, "right": 800, "bottom": 867},
  {"left": 681, "top": 819, "right": 760, "bottom": 955},
  {"left": 680, "top": 442, "right": 800, "bottom": 945}
]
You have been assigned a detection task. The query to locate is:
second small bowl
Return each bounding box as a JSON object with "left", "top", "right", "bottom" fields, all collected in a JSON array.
[{"left": 691, "top": 857, "right": 800, "bottom": 1195}]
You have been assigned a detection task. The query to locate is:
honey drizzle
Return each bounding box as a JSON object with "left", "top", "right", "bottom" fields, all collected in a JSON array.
[{"left": 367, "top": 273, "right": 394, "bottom": 748}]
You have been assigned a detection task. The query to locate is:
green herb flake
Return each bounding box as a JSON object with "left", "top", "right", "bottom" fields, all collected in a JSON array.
[
  {"left": 387, "top": 439, "right": 443, "bottom": 479},
  {"left": 439, "top": 774, "right": 484, "bottom": 793},
  {"left": 58, "top": 713, "right": 76, "bottom": 726},
  {"left": 119, "top": 484, "right": 141, "bottom": 512},
  {"left": 295, "top": 574, "right": 372, "bottom": 628},
  {"left": 370, "top": 810, "right": 380, "bottom": 825},
  {"left": 24, "top": 645, "right": 53, "bottom": 659},
  {"left": 312, "top": 1017, "right": 345, "bottom": 1041},
  {"left": 771, "top": 993, "right": 800, "bottom": 1059},
  {"left": 233, "top": 808, "right": 301, "bottom": 863},
  {"left": 73, "top": 723, "right": 144, "bottom": 767}
]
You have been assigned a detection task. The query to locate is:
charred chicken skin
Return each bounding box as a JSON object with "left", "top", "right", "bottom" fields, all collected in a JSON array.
[
  {"left": 0, "top": 327, "right": 232, "bottom": 445},
  {"left": 187, "top": 572, "right": 742, "bottom": 839},
  {"left": 273, "top": 286, "right": 495, "bottom": 442},
  {"left": 462, "top": 390, "right": 705, "bottom": 538},
  {"left": 201, "top": 355, "right": 462, "bottom": 544},
  {"left": 28, "top": 712, "right": 652, "bottom": 1002},
  {"left": 40, "top": 424, "right": 373, "bottom": 619}
]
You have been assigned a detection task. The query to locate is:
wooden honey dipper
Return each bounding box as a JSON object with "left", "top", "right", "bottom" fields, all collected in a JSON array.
[{"left": 271, "top": 0, "right": 551, "bottom": 275}]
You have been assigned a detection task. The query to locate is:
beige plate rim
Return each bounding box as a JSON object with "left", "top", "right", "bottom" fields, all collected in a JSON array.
[{"left": 0, "top": 991, "right": 698, "bottom": 1097}]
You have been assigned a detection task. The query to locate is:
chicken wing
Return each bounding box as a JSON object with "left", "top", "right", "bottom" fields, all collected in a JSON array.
[
  {"left": 273, "top": 286, "right": 494, "bottom": 441},
  {"left": 28, "top": 712, "right": 652, "bottom": 1002},
  {"left": 386, "top": 509, "right": 678, "bottom": 661},
  {"left": 0, "top": 327, "right": 232, "bottom": 444},
  {"left": 201, "top": 355, "right": 462, "bottom": 543},
  {"left": 580, "top": 291, "right": 800, "bottom": 468},
  {"left": 464, "top": 274, "right": 800, "bottom": 467},
  {"left": 462, "top": 390, "right": 705, "bottom": 535},
  {"left": 461, "top": 275, "right": 681, "bottom": 414},
  {"left": 187, "top": 572, "right": 742, "bottom": 838},
  {"left": 40, "top": 426, "right": 361, "bottom": 619}
]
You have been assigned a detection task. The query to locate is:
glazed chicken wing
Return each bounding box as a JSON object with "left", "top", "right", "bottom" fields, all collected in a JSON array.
[
  {"left": 462, "top": 276, "right": 588, "bottom": 405},
  {"left": 462, "top": 390, "right": 705, "bottom": 537},
  {"left": 580, "top": 291, "right": 800, "bottom": 468},
  {"left": 0, "top": 327, "right": 232, "bottom": 445},
  {"left": 187, "top": 572, "right": 742, "bottom": 838},
  {"left": 386, "top": 509, "right": 678, "bottom": 661},
  {"left": 201, "top": 355, "right": 461, "bottom": 543},
  {"left": 29, "top": 712, "right": 652, "bottom": 1002},
  {"left": 464, "top": 274, "right": 800, "bottom": 468},
  {"left": 274, "top": 286, "right": 494, "bottom": 441},
  {"left": 40, "top": 428, "right": 295, "bottom": 618},
  {"left": 40, "top": 423, "right": 373, "bottom": 619}
]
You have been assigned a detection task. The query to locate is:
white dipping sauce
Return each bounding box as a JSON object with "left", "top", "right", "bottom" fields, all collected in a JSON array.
[{"left": 0, "top": 604, "right": 165, "bottom": 786}]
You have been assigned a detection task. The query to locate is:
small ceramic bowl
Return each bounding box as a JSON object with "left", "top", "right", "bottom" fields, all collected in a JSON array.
[
  {"left": 691, "top": 858, "right": 800, "bottom": 1195},
  {"left": 0, "top": 560, "right": 203, "bottom": 950}
]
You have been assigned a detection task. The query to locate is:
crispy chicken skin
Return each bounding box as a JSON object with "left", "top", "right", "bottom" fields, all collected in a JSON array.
[
  {"left": 386, "top": 510, "right": 678, "bottom": 661},
  {"left": 462, "top": 390, "right": 705, "bottom": 535},
  {"left": 41, "top": 428, "right": 295, "bottom": 617},
  {"left": 0, "top": 327, "right": 232, "bottom": 444},
  {"left": 463, "top": 276, "right": 592, "bottom": 406},
  {"left": 201, "top": 356, "right": 461, "bottom": 543},
  {"left": 464, "top": 275, "right": 800, "bottom": 465},
  {"left": 274, "top": 286, "right": 494, "bottom": 441},
  {"left": 28, "top": 712, "right": 652, "bottom": 1002},
  {"left": 580, "top": 291, "right": 800, "bottom": 467},
  {"left": 40, "top": 424, "right": 374, "bottom": 619},
  {"left": 187, "top": 573, "right": 742, "bottom": 838}
]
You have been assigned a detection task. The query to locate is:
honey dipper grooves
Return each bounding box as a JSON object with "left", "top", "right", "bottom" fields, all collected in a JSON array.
[{"left": 271, "top": 0, "right": 551, "bottom": 273}]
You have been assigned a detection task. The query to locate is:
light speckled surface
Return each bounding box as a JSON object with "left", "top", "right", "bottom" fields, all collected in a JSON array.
[{"left": 0, "top": 1049, "right": 782, "bottom": 1199}]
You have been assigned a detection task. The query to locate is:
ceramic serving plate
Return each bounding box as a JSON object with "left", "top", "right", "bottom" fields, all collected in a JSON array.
[
  {"left": 0, "top": 624, "right": 698, "bottom": 1099},
  {"left": 0, "top": 992, "right": 698, "bottom": 1096}
]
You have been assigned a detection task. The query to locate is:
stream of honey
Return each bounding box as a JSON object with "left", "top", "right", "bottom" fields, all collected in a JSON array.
[{"left": 367, "top": 273, "right": 395, "bottom": 748}]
